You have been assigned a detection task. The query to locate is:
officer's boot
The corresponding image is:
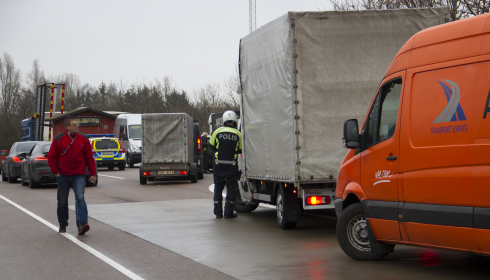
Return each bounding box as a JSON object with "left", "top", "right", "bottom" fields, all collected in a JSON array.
[
  {"left": 224, "top": 200, "right": 237, "bottom": 219},
  {"left": 214, "top": 201, "right": 223, "bottom": 218}
]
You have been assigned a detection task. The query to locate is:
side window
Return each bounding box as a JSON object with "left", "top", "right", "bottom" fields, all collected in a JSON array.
[
  {"left": 366, "top": 78, "right": 403, "bottom": 147},
  {"left": 119, "top": 125, "right": 125, "bottom": 140}
]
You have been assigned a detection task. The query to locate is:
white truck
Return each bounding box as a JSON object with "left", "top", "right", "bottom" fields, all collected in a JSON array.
[
  {"left": 236, "top": 8, "right": 449, "bottom": 229},
  {"left": 139, "top": 113, "right": 201, "bottom": 184}
]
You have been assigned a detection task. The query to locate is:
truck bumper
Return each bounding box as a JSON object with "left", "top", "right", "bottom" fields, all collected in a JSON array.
[{"left": 96, "top": 159, "right": 126, "bottom": 167}]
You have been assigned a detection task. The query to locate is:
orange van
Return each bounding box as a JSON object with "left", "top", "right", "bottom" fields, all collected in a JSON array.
[{"left": 335, "top": 13, "right": 490, "bottom": 261}]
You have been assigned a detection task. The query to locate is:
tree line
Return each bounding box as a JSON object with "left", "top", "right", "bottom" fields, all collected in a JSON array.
[{"left": 0, "top": 53, "right": 239, "bottom": 150}]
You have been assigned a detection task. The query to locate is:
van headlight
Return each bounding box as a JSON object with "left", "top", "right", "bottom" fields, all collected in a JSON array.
[{"left": 130, "top": 144, "right": 140, "bottom": 153}]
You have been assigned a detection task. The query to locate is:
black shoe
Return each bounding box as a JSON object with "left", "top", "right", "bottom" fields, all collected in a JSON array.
[
  {"left": 224, "top": 212, "right": 237, "bottom": 219},
  {"left": 59, "top": 223, "right": 67, "bottom": 233},
  {"left": 216, "top": 213, "right": 223, "bottom": 219},
  {"left": 78, "top": 223, "right": 90, "bottom": 235}
]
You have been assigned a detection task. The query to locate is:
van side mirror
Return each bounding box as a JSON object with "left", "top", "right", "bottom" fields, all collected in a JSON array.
[
  {"left": 343, "top": 119, "right": 360, "bottom": 149},
  {"left": 121, "top": 134, "right": 128, "bottom": 141}
]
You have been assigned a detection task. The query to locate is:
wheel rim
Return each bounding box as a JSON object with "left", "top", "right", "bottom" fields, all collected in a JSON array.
[
  {"left": 276, "top": 193, "right": 283, "bottom": 225},
  {"left": 347, "top": 214, "right": 371, "bottom": 252}
]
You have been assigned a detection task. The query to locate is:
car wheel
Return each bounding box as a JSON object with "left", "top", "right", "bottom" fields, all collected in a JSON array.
[
  {"left": 1, "top": 168, "right": 7, "bottom": 181},
  {"left": 29, "top": 177, "right": 39, "bottom": 189},
  {"left": 8, "top": 167, "right": 17, "bottom": 183},
  {"left": 336, "top": 202, "right": 389, "bottom": 261},
  {"left": 118, "top": 164, "right": 126, "bottom": 171},
  {"left": 21, "top": 171, "right": 28, "bottom": 186},
  {"left": 108, "top": 166, "right": 115, "bottom": 171}
]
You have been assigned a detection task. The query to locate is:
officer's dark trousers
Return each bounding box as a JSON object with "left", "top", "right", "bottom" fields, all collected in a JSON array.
[{"left": 213, "top": 173, "right": 238, "bottom": 216}]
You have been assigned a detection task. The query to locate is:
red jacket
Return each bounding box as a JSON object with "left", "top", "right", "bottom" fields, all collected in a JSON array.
[{"left": 48, "top": 131, "right": 97, "bottom": 176}]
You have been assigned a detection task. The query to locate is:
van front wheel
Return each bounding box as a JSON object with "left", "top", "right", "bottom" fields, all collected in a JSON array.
[{"left": 336, "top": 202, "right": 388, "bottom": 261}]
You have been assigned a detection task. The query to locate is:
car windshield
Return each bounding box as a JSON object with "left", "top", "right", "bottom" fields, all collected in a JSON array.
[
  {"left": 95, "top": 139, "right": 119, "bottom": 149},
  {"left": 16, "top": 143, "right": 37, "bottom": 154},
  {"left": 128, "top": 125, "right": 142, "bottom": 139},
  {"left": 41, "top": 144, "right": 52, "bottom": 153}
]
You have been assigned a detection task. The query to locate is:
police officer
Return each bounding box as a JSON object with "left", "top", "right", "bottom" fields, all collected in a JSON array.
[{"left": 209, "top": 111, "right": 241, "bottom": 218}]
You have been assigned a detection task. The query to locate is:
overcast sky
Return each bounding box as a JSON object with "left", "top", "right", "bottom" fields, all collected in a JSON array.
[{"left": 0, "top": 0, "right": 332, "bottom": 93}]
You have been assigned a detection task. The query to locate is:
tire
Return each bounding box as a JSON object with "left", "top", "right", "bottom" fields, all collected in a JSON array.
[
  {"left": 190, "top": 174, "right": 198, "bottom": 183},
  {"left": 336, "top": 202, "right": 389, "bottom": 261},
  {"left": 198, "top": 172, "right": 204, "bottom": 180},
  {"left": 234, "top": 191, "right": 259, "bottom": 213},
  {"left": 21, "top": 171, "right": 28, "bottom": 186},
  {"left": 29, "top": 177, "right": 39, "bottom": 189},
  {"left": 118, "top": 164, "right": 126, "bottom": 171},
  {"left": 8, "top": 168, "right": 16, "bottom": 183},
  {"left": 276, "top": 187, "right": 297, "bottom": 230},
  {"left": 128, "top": 156, "right": 134, "bottom": 168},
  {"left": 140, "top": 176, "right": 147, "bottom": 185},
  {"left": 108, "top": 166, "right": 115, "bottom": 171},
  {"left": 1, "top": 169, "right": 7, "bottom": 181}
]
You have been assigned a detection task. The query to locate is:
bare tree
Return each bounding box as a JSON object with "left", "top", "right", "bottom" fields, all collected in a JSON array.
[
  {"left": 26, "top": 59, "right": 45, "bottom": 96},
  {"left": 329, "top": 0, "right": 486, "bottom": 20},
  {"left": 0, "top": 53, "right": 22, "bottom": 148}
]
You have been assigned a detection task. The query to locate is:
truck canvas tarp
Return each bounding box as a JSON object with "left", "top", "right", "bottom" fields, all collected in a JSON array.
[
  {"left": 239, "top": 8, "right": 449, "bottom": 183},
  {"left": 142, "top": 113, "right": 194, "bottom": 164}
]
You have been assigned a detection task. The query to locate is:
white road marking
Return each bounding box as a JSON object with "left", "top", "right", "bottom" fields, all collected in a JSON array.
[
  {"left": 0, "top": 194, "right": 144, "bottom": 280},
  {"left": 99, "top": 174, "right": 125, "bottom": 180},
  {"left": 208, "top": 184, "right": 275, "bottom": 209},
  {"left": 373, "top": 180, "right": 391, "bottom": 186}
]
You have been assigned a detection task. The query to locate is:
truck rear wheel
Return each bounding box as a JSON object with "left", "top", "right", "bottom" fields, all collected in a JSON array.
[
  {"left": 140, "top": 176, "right": 147, "bottom": 185},
  {"left": 276, "top": 187, "right": 297, "bottom": 230},
  {"left": 190, "top": 174, "right": 198, "bottom": 183},
  {"left": 336, "top": 202, "right": 389, "bottom": 261}
]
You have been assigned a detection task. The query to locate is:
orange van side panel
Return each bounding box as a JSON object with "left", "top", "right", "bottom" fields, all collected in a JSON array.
[
  {"left": 405, "top": 222, "right": 480, "bottom": 252},
  {"left": 472, "top": 61, "right": 490, "bottom": 208},
  {"left": 475, "top": 229, "right": 490, "bottom": 253},
  {"left": 401, "top": 63, "right": 477, "bottom": 206}
]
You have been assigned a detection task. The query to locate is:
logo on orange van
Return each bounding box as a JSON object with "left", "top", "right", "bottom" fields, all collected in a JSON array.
[
  {"left": 433, "top": 80, "right": 466, "bottom": 123},
  {"left": 430, "top": 80, "right": 468, "bottom": 135}
]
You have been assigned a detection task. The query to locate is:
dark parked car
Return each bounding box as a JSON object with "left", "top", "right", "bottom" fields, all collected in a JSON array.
[
  {"left": 2, "top": 141, "right": 40, "bottom": 183},
  {"left": 19, "top": 141, "right": 98, "bottom": 188}
]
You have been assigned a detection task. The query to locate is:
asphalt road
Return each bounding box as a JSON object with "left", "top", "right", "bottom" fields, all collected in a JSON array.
[{"left": 1, "top": 166, "right": 490, "bottom": 280}]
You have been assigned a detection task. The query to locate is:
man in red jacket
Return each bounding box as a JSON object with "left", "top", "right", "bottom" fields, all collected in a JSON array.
[{"left": 48, "top": 116, "right": 97, "bottom": 235}]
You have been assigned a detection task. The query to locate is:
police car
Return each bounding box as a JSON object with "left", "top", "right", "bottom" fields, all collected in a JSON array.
[{"left": 88, "top": 134, "right": 126, "bottom": 171}]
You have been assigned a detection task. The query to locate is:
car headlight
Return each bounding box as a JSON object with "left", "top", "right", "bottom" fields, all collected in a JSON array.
[{"left": 130, "top": 144, "right": 140, "bottom": 153}]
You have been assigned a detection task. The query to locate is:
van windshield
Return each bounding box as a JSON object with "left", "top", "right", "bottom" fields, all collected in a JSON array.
[{"left": 128, "top": 125, "right": 142, "bottom": 139}]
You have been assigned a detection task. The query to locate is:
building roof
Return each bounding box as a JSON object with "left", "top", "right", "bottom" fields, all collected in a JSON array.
[{"left": 45, "top": 107, "right": 117, "bottom": 121}]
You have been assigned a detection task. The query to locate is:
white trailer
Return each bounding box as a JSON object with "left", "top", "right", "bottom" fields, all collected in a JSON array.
[{"left": 237, "top": 8, "right": 449, "bottom": 229}]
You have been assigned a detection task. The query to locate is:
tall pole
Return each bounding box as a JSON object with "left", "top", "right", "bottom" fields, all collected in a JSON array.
[
  {"left": 49, "top": 84, "right": 54, "bottom": 141},
  {"left": 249, "top": 0, "right": 256, "bottom": 33}
]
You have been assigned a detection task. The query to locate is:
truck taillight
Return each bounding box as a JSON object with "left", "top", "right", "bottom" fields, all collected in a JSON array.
[
  {"left": 34, "top": 156, "right": 47, "bottom": 161},
  {"left": 306, "top": 196, "right": 330, "bottom": 205},
  {"left": 143, "top": 171, "right": 151, "bottom": 176},
  {"left": 197, "top": 135, "right": 201, "bottom": 152},
  {"left": 180, "top": 170, "right": 187, "bottom": 175},
  {"left": 13, "top": 156, "right": 22, "bottom": 162}
]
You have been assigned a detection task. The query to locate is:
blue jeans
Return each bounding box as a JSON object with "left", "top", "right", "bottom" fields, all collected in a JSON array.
[{"left": 57, "top": 175, "right": 88, "bottom": 227}]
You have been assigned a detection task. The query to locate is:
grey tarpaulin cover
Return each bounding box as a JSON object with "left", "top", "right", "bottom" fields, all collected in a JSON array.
[
  {"left": 239, "top": 8, "right": 449, "bottom": 182},
  {"left": 142, "top": 113, "right": 194, "bottom": 164}
]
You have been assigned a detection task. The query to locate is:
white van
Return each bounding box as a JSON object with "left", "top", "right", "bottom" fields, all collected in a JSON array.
[{"left": 113, "top": 114, "right": 142, "bottom": 168}]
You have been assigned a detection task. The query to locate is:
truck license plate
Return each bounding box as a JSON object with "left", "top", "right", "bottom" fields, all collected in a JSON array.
[
  {"left": 102, "top": 152, "right": 113, "bottom": 156},
  {"left": 158, "top": 171, "right": 174, "bottom": 175}
]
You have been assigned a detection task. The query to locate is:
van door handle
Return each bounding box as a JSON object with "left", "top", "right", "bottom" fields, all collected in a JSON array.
[{"left": 386, "top": 156, "right": 397, "bottom": 161}]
